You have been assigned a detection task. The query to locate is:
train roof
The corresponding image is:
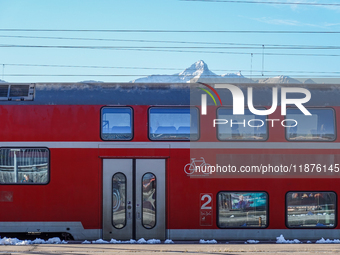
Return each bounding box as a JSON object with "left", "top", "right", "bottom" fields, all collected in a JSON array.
[{"left": 1, "top": 82, "right": 340, "bottom": 106}]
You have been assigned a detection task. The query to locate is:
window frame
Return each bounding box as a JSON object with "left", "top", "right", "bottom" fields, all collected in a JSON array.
[
  {"left": 284, "top": 107, "right": 337, "bottom": 142},
  {"left": 285, "top": 191, "right": 337, "bottom": 229},
  {"left": 0, "top": 147, "right": 50, "bottom": 185},
  {"left": 216, "top": 107, "right": 269, "bottom": 142},
  {"left": 100, "top": 106, "right": 134, "bottom": 141},
  {"left": 148, "top": 106, "right": 200, "bottom": 141},
  {"left": 216, "top": 191, "right": 269, "bottom": 229}
]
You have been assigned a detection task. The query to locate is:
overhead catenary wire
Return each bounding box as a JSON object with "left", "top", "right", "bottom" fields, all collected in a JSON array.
[
  {"left": 1, "top": 35, "right": 340, "bottom": 49},
  {"left": 1, "top": 29, "right": 339, "bottom": 79},
  {"left": 1, "top": 44, "right": 340, "bottom": 56},
  {"left": 2, "top": 44, "right": 340, "bottom": 50},
  {"left": 3, "top": 74, "right": 340, "bottom": 78},
  {"left": 3, "top": 63, "right": 340, "bottom": 74},
  {"left": 181, "top": 0, "right": 340, "bottom": 6},
  {"left": 3, "top": 36, "right": 340, "bottom": 49},
  {"left": 0, "top": 29, "right": 340, "bottom": 33}
]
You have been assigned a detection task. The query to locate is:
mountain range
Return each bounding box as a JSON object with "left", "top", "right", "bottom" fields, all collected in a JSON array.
[
  {"left": 0, "top": 60, "right": 311, "bottom": 84},
  {"left": 131, "top": 60, "right": 303, "bottom": 84}
]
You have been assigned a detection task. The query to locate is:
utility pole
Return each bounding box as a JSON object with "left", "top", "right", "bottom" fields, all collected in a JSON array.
[
  {"left": 262, "top": 45, "right": 265, "bottom": 76},
  {"left": 250, "top": 53, "right": 253, "bottom": 79}
]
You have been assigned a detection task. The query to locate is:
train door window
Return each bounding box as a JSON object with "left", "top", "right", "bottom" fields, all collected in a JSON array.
[
  {"left": 101, "top": 107, "right": 133, "bottom": 140},
  {"left": 112, "top": 173, "right": 127, "bottom": 229},
  {"left": 142, "top": 173, "right": 156, "bottom": 229},
  {"left": 285, "top": 108, "right": 336, "bottom": 141},
  {"left": 217, "top": 192, "right": 268, "bottom": 228},
  {"left": 217, "top": 108, "right": 268, "bottom": 141},
  {"left": 0, "top": 148, "right": 49, "bottom": 184},
  {"left": 149, "top": 107, "right": 199, "bottom": 141},
  {"left": 286, "top": 192, "right": 336, "bottom": 228}
]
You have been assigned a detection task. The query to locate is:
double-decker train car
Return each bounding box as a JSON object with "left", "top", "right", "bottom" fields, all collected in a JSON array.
[{"left": 0, "top": 82, "right": 340, "bottom": 241}]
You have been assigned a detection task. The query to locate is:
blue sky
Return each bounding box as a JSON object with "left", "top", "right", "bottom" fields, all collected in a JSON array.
[{"left": 0, "top": 0, "right": 340, "bottom": 82}]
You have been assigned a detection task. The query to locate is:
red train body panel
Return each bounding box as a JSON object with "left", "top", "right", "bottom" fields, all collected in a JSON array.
[{"left": 1, "top": 82, "right": 340, "bottom": 241}]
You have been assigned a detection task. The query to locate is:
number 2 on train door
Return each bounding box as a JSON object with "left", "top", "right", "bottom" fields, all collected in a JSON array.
[{"left": 200, "top": 193, "right": 213, "bottom": 226}]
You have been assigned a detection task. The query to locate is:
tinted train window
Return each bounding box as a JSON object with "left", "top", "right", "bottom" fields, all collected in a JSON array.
[
  {"left": 286, "top": 109, "right": 336, "bottom": 141},
  {"left": 286, "top": 192, "right": 336, "bottom": 228},
  {"left": 217, "top": 108, "right": 267, "bottom": 141},
  {"left": 218, "top": 192, "right": 268, "bottom": 228},
  {"left": 101, "top": 107, "right": 133, "bottom": 140},
  {"left": 112, "top": 173, "right": 126, "bottom": 229},
  {"left": 142, "top": 173, "right": 156, "bottom": 229},
  {"left": 0, "top": 148, "right": 49, "bottom": 184},
  {"left": 149, "top": 108, "right": 199, "bottom": 141}
]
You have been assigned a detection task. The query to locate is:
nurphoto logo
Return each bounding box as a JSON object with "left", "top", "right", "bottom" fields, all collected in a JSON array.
[{"left": 198, "top": 82, "right": 312, "bottom": 128}]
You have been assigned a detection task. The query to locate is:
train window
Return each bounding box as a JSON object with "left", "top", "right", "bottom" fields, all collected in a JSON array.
[
  {"left": 149, "top": 108, "right": 199, "bottom": 141},
  {"left": 286, "top": 192, "right": 336, "bottom": 228},
  {"left": 217, "top": 192, "right": 268, "bottom": 228},
  {"left": 286, "top": 108, "right": 336, "bottom": 141},
  {"left": 112, "top": 173, "right": 126, "bottom": 229},
  {"left": 142, "top": 173, "right": 156, "bottom": 229},
  {"left": 101, "top": 107, "right": 133, "bottom": 141},
  {"left": 217, "top": 108, "right": 267, "bottom": 141},
  {"left": 0, "top": 148, "right": 49, "bottom": 184}
]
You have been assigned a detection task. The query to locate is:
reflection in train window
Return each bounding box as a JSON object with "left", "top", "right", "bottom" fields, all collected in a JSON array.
[
  {"left": 286, "top": 192, "right": 336, "bottom": 228},
  {"left": 142, "top": 173, "right": 156, "bottom": 229},
  {"left": 112, "top": 173, "right": 126, "bottom": 229},
  {"left": 217, "top": 108, "right": 267, "bottom": 141},
  {"left": 0, "top": 148, "right": 49, "bottom": 184},
  {"left": 149, "top": 108, "right": 199, "bottom": 141},
  {"left": 218, "top": 192, "right": 268, "bottom": 228},
  {"left": 286, "top": 109, "right": 336, "bottom": 141},
  {"left": 101, "top": 107, "right": 133, "bottom": 140}
]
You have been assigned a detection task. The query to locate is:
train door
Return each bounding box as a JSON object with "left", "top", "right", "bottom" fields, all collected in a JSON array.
[{"left": 102, "top": 159, "right": 166, "bottom": 240}]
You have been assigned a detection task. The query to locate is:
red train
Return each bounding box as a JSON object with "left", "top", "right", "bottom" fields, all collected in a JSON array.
[{"left": 0, "top": 82, "right": 340, "bottom": 241}]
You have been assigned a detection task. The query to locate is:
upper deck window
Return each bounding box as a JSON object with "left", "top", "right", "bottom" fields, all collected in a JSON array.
[
  {"left": 0, "top": 148, "right": 49, "bottom": 184},
  {"left": 286, "top": 108, "right": 336, "bottom": 141},
  {"left": 217, "top": 108, "right": 267, "bottom": 141},
  {"left": 149, "top": 108, "right": 199, "bottom": 141},
  {"left": 101, "top": 107, "right": 133, "bottom": 141},
  {"left": 0, "top": 84, "right": 35, "bottom": 101}
]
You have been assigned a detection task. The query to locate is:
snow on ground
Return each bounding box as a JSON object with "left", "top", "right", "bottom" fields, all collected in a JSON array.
[
  {"left": 109, "top": 239, "right": 136, "bottom": 244},
  {"left": 276, "top": 235, "right": 340, "bottom": 244},
  {"left": 92, "top": 238, "right": 161, "bottom": 244},
  {"left": 246, "top": 240, "right": 260, "bottom": 244},
  {"left": 316, "top": 238, "right": 340, "bottom": 244},
  {"left": 0, "top": 237, "right": 67, "bottom": 245},
  {"left": 199, "top": 239, "right": 217, "bottom": 244},
  {"left": 92, "top": 239, "right": 109, "bottom": 244},
  {"left": 0, "top": 237, "right": 170, "bottom": 245},
  {"left": 4, "top": 235, "right": 340, "bottom": 245},
  {"left": 276, "top": 235, "right": 301, "bottom": 244}
]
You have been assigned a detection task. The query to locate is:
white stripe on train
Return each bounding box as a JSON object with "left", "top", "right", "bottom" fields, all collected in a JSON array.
[{"left": 0, "top": 142, "right": 339, "bottom": 149}]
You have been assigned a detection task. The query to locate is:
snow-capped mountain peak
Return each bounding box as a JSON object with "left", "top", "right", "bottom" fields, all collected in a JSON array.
[
  {"left": 130, "top": 61, "right": 310, "bottom": 84},
  {"left": 259, "top": 75, "right": 302, "bottom": 84},
  {"left": 131, "top": 60, "right": 221, "bottom": 83},
  {"left": 179, "top": 60, "right": 208, "bottom": 74},
  {"left": 178, "top": 60, "right": 217, "bottom": 79}
]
